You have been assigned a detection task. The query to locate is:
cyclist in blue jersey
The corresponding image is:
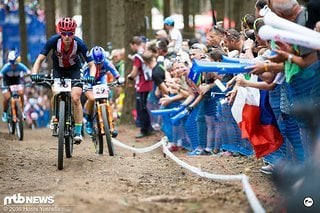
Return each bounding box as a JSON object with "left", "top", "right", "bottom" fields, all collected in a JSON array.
[
  {"left": 0, "top": 50, "right": 31, "bottom": 122},
  {"left": 31, "top": 17, "right": 96, "bottom": 143},
  {"left": 82, "top": 46, "right": 120, "bottom": 136}
]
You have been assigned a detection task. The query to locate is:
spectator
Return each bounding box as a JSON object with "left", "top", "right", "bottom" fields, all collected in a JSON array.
[
  {"left": 127, "top": 36, "right": 154, "bottom": 138},
  {"left": 163, "top": 16, "right": 183, "bottom": 53}
]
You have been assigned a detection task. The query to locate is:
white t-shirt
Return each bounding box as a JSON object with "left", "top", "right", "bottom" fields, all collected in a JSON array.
[{"left": 169, "top": 28, "right": 182, "bottom": 52}]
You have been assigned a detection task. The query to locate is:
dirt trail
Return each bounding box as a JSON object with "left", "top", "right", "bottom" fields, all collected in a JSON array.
[{"left": 0, "top": 124, "right": 280, "bottom": 213}]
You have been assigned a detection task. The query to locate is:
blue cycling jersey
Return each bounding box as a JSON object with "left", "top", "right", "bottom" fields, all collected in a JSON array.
[
  {"left": 0, "top": 62, "right": 30, "bottom": 86},
  {"left": 83, "top": 59, "right": 120, "bottom": 84}
]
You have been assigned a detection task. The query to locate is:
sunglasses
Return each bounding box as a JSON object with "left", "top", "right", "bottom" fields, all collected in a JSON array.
[{"left": 60, "top": 31, "right": 75, "bottom": 36}]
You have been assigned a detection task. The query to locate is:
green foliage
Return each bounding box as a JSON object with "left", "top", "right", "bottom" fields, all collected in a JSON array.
[{"left": 152, "top": 0, "right": 162, "bottom": 10}]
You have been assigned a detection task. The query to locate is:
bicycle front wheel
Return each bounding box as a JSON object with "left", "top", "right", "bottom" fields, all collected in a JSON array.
[
  {"left": 58, "top": 101, "right": 65, "bottom": 170},
  {"left": 94, "top": 118, "right": 104, "bottom": 154},
  {"left": 7, "top": 101, "right": 15, "bottom": 134},
  {"left": 101, "top": 105, "right": 114, "bottom": 156},
  {"left": 15, "top": 101, "right": 24, "bottom": 141}
]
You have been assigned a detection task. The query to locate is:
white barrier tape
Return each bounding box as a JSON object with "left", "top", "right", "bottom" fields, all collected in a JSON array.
[
  {"left": 112, "top": 138, "right": 163, "bottom": 153},
  {"left": 162, "top": 142, "right": 242, "bottom": 180},
  {"left": 242, "top": 176, "right": 266, "bottom": 213},
  {"left": 162, "top": 142, "right": 265, "bottom": 213},
  {"left": 113, "top": 138, "right": 265, "bottom": 213}
]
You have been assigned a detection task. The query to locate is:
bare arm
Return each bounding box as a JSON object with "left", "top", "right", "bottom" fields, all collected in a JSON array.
[
  {"left": 236, "top": 75, "right": 277, "bottom": 90},
  {"left": 127, "top": 65, "right": 139, "bottom": 80},
  {"left": 87, "top": 61, "right": 96, "bottom": 77},
  {"left": 31, "top": 54, "right": 46, "bottom": 74}
]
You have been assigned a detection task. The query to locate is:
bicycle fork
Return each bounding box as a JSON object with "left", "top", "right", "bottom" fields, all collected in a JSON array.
[
  {"left": 97, "top": 102, "right": 115, "bottom": 134},
  {"left": 10, "top": 97, "right": 22, "bottom": 122}
]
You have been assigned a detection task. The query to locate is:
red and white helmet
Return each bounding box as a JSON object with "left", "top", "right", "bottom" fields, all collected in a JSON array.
[{"left": 57, "top": 17, "right": 77, "bottom": 32}]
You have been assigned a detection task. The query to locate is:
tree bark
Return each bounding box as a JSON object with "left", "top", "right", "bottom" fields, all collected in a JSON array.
[
  {"left": 18, "top": 0, "right": 28, "bottom": 65},
  {"left": 163, "top": 0, "right": 171, "bottom": 19},
  {"left": 43, "top": 0, "right": 55, "bottom": 71},
  {"left": 121, "top": 0, "right": 147, "bottom": 124},
  {"left": 81, "top": 0, "right": 91, "bottom": 46}
]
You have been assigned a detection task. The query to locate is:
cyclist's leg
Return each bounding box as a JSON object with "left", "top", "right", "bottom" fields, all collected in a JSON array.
[
  {"left": 2, "top": 91, "right": 10, "bottom": 112},
  {"left": 2, "top": 91, "right": 10, "bottom": 122},
  {"left": 84, "top": 90, "right": 94, "bottom": 135},
  {"left": 2, "top": 77, "right": 12, "bottom": 121},
  {"left": 2, "top": 78, "right": 10, "bottom": 112},
  {"left": 71, "top": 86, "right": 83, "bottom": 138},
  {"left": 84, "top": 90, "right": 95, "bottom": 115}
]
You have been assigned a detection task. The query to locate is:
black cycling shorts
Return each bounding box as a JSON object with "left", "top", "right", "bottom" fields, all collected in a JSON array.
[{"left": 53, "top": 64, "right": 82, "bottom": 88}]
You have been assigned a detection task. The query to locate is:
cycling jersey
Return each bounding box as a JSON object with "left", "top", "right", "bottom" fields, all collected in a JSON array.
[
  {"left": 40, "top": 34, "right": 93, "bottom": 71},
  {"left": 83, "top": 59, "right": 120, "bottom": 88},
  {"left": 0, "top": 63, "right": 30, "bottom": 86}
]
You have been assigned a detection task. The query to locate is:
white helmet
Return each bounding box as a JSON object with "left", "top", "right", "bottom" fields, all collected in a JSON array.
[{"left": 8, "top": 50, "right": 20, "bottom": 64}]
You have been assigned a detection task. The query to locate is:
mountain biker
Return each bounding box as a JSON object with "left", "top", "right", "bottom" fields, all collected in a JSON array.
[
  {"left": 0, "top": 50, "right": 31, "bottom": 122},
  {"left": 82, "top": 46, "right": 120, "bottom": 136},
  {"left": 30, "top": 17, "right": 96, "bottom": 144}
]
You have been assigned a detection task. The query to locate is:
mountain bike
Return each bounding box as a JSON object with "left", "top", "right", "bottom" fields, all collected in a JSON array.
[
  {"left": 91, "top": 78, "right": 123, "bottom": 155},
  {"left": 33, "top": 76, "right": 82, "bottom": 170},
  {"left": 5, "top": 84, "right": 25, "bottom": 141}
]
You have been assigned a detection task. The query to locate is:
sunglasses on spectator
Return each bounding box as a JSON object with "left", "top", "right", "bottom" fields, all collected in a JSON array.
[{"left": 60, "top": 31, "right": 75, "bottom": 36}]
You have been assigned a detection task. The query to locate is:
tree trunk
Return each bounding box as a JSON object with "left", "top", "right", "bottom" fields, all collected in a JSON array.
[
  {"left": 108, "top": 0, "right": 125, "bottom": 49},
  {"left": 81, "top": 0, "right": 91, "bottom": 46},
  {"left": 66, "top": 0, "right": 75, "bottom": 17},
  {"left": 210, "top": 0, "right": 217, "bottom": 26},
  {"left": 44, "top": 0, "right": 55, "bottom": 71},
  {"left": 121, "top": 0, "right": 147, "bottom": 124},
  {"left": 182, "top": 0, "right": 194, "bottom": 39},
  {"left": 163, "top": 0, "right": 171, "bottom": 19},
  {"left": 18, "top": 0, "right": 28, "bottom": 65}
]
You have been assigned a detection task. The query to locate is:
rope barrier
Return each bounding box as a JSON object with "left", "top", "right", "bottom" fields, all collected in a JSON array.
[{"left": 112, "top": 137, "right": 265, "bottom": 213}]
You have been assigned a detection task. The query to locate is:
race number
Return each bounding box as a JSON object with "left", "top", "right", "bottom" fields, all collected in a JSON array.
[
  {"left": 93, "top": 84, "right": 109, "bottom": 99},
  {"left": 9, "top": 84, "right": 24, "bottom": 92},
  {"left": 53, "top": 78, "right": 72, "bottom": 93}
]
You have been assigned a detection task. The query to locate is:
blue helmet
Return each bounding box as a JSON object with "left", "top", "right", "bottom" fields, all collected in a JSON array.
[
  {"left": 164, "top": 16, "right": 174, "bottom": 26},
  {"left": 91, "top": 46, "right": 106, "bottom": 64}
]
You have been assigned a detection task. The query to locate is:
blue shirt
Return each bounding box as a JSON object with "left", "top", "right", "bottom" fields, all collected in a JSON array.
[
  {"left": 83, "top": 59, "right": 120, "bottom": 84},
  {"left": 0, "top": 63, "right": 30, "bottom": 78}
]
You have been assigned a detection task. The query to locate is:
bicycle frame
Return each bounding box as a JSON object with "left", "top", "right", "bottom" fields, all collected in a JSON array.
[
  {"left": 96, "top": 99, "right": 114, "bottom": 135},
  {"left": 53, "top": 92, "right": 74, "bottom": 136},
  {"left": 91, "top": 81, "right": 120, "bottom": 156},
  {"left": 92, "top": 82, "right": 117, "bottom": 135},
  {"left": 34, "top": 77, "right": 80, "bottom": 170},
  {"left": 9, "top": 85, "right": 23, "bottom": 123},
  {"left": 6, "top": 84, "right": 24, "bottom": 140}
]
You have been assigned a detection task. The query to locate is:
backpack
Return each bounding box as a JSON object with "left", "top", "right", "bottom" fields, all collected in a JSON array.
[{"left": 134, "top": 53, "right": 153, "bottom": 81}]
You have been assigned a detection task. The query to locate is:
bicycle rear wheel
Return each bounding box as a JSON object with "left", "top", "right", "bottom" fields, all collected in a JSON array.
[
  {"left": 101, "top": 105, "right": 114, "bottom": 156},
  {"left": 58, "top": 101, "right": 65, "bottom": 170},
  {"left": 15, "top": 101, "right": 24, "bottom": 141}
]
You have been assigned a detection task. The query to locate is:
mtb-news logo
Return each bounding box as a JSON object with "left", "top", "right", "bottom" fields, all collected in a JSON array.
[{"left": 3, "top": 194, "right": 54, "bottom": 206}]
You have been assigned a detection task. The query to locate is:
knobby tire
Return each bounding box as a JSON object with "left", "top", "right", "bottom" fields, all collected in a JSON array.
[
  {"left": 101, "top": 105, "right": 114, "bottom": 156},
  {"left": 58, "top": 101, "right": 65, "bottom": 170},
  {"left": 15, "top": 101, "right": 24, "bottom": 141}
]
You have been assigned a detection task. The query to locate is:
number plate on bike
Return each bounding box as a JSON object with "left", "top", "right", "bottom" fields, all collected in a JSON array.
[
  {"left": 93, "top": 84, "right": 109, "bottom": 99},
  {"left": 9, "top": 84, "right": 24, "bottom": 92},
  {"left": 53, "top": 78, "right": 72, "bottom": 93}
]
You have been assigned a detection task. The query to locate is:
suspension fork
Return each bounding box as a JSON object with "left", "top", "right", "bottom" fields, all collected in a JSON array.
[
  {"left": 10, "top": 95, "right": 23, "bottom": 122},
  {"left": 97, "top": 99, "right": 114, "bottom": 134},
  {"left": 10, "top": 97, "right": 17, "bottom": 122}
]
